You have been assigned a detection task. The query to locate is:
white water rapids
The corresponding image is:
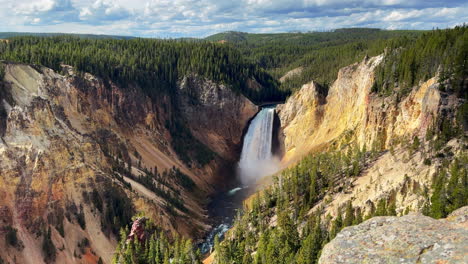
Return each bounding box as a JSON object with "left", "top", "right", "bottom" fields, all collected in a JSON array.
[{"left": 238, "top": 107, "right": 279, "bottom": 184}]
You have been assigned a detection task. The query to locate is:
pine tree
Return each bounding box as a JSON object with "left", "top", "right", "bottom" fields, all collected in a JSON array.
[
  {"left": 343, "top": 201, "right": 354, "bottom": 227},
  {"left": 309, "top": 169, "right": 318, "bottom": 205},
  {"left": 375, "top": 199, "right": 387, "bottom": 216},
  {"left": 430, "top": 170, "right": 448, "bottom": 218},
  {"left": 446, "top": 159, "right": 466, "bottom": 214},
  {"left": 387, "top": 200, "right": 397, "bottom": 216},
  {"left": 329, "top": 210, "right": 343, "bottom": 240},
  {"left": 353, "top": 207, "right": 363, "bottom": 225}
]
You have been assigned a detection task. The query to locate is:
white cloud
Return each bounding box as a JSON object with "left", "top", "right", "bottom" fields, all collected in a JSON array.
[
  {"left": 15, "top": 0, "right": 67, "bottom": 15},
  {"left": 1, "top": 0, "right": 467, "bottom": 37},
  {"left": 79, "top": 0, "right": 130, "bottom": 21},
  {"left": 13, "top": 0, "right": 78, "bottom": 24}
]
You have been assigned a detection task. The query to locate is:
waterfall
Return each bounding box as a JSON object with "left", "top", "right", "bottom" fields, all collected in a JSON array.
[
  {"left": 238, "top": 107, "right": 279, "bottom": 184},
  {"left": 199, "top": 107, "right": 279, "bottom": 254}
]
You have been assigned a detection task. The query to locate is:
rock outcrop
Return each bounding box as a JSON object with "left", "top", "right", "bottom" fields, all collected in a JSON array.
[
  {"left": 279, "top": 67, "right": 303, "bottom": 83},
  {"left": 127, "top": 217, "right": 148, "bottom": 243},
  {"left": 319, "top": 206, "right": 468, "bottom": 264}
]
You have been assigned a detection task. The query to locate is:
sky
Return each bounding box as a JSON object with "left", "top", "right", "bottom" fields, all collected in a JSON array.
[{"left": 1, "top": 0, "right": 467, "bottom": 38}]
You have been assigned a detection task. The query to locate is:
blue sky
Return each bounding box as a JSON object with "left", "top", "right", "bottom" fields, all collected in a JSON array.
[{"left": 1, "top": 0, "right": 467, "bottom": 37}]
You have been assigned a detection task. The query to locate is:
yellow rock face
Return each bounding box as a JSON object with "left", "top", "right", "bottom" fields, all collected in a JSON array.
[{"left": 277, "top": 55, "right": 441, "bottom": 165}]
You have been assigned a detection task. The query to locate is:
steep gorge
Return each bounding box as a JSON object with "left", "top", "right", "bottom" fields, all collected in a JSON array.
[
  {"left": 209, "top": 51, "right": 466, "bottom": 263},
  {"left": 0, "top": 62, "right": 257, "bottom": 263}
]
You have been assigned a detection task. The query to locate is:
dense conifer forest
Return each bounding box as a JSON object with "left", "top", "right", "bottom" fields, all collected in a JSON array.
[
  {"left": 373, "top": 26, "right": 468, "bottom": 98},
  {"left": 0, "top": 36, "right": 285, "bottom": 104},
  {"left": 210, "top": 27, "right": 467, "bottom": 96},
  {"left": 1, "top": 26, "right": 465, "bottom": 102},
  {"left": 207, "top": 28, "right": 426, "bottom": 90}
]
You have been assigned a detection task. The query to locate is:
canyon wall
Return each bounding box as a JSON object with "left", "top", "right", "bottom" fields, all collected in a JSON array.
[
  {"left": 277, "top": 55, "right": 441, "bottom": 163},
  {"left": 276, "top": 54, "right": 464, "bottom": 218},
  {"left": 0, "top": 63, "right": 257, "bottom": 264},
  {"left": 178, "top": 74, "right": 258, "bottom": 162}
]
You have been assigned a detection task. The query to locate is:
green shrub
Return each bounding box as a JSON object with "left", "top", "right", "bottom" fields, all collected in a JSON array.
[{"left": 0, "top": 64, "right": 5, "bottom": 80}]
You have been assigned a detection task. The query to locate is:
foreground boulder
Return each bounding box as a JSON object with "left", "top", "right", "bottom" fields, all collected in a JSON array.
[{"left": 319, "top": 207, "right": 468, "bottom": 264}]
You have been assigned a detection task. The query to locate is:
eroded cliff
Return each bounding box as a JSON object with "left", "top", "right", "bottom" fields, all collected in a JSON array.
[
  {"left": 178, "top": 74, "right": 258, "bottom": 162},
  {"left": 278, "top": 55, "right": 442, "bottom": 163},
  {"left": 0, "top": 62, "right": 257, "bottom": 264},
  {"left": 276, "top": 55, "right": 463, "bottom": 217}
]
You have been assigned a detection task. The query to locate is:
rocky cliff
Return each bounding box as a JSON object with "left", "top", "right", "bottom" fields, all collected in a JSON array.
[
  {"left": 178, "top": 74, "right": 258, "bottom": 161},
  {"left": 276, "top": 55, "right": 464, "bottom": 217},
  {"left": 277, "top": 55, "right": 441, "bottom": 163},
  {"left": 0, "top": 62, "right": 257, "bottom": 264},
  {"left": 319, "top": 206, "right": 468, "bottom": 264}
]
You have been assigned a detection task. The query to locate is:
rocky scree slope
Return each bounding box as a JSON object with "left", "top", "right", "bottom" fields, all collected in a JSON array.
[{"left": 0, "top": 62, "right": 257, "bottom": 264}]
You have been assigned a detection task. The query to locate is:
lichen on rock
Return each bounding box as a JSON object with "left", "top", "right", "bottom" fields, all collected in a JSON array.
[{"left": 319, "top": 207, "right": 468, "bottom": 264}]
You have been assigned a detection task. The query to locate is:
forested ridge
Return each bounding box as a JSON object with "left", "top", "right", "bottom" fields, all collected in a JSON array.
[
  {"left": 207, "top": 28, "right": 426, "bottom": 90},
  {"left": 209, "top": 26, "right": 467, "bottom": 97},
  {"left": 374, "top": 26, "right": 468, "bottom": 98},
  {"left": 0, "top": 36, "right": 286, "bottom": 104},
  {"left": 1, "top": 27, "right": 466, "bottom": 101}
]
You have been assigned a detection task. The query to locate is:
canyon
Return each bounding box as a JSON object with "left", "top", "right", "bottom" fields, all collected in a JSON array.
[
  {"left": 207, "top": 53, "right": 466, "bottom": 263},
  {"left": 0, "top": 62, "right": 257, "bottom": 263},
  {"left": 0, "top": 50, "right": 466, "bottom": 264}
]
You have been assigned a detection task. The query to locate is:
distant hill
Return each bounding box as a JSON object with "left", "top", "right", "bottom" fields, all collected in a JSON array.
[
  {"left": 205, "top": 28, "right": 424, "bottom": 45},
  {"left": 205, "top": 31, "right": 249, "bottom": 43},
  {"left": 0, "top": 32, "right": 135, "bottom": 40}
]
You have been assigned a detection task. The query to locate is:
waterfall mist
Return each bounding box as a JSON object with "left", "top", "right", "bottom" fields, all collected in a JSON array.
[{"left": 238, "top": 107, "right": 280, "bottom": 185}]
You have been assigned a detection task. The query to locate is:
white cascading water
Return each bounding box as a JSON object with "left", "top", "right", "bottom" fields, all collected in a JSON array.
[
  {"left": 200, "top": 107, "right": 280, "bottom": 254},
  {"left": 238, "top": 107, "right": 279, "bottom": 185}
]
